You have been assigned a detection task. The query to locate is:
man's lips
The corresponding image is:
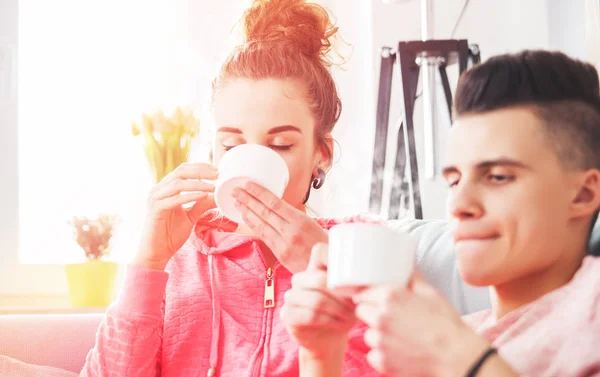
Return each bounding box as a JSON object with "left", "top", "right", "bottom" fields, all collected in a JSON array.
[
  {"left": 451, "top": 221, "right": 501, "bottom": 243},
  {"left": 452, "top": 223, "right": 500, "bottom": 243},
  {"left": 453, "top": 233, "right": 500, "bottom": 243}
]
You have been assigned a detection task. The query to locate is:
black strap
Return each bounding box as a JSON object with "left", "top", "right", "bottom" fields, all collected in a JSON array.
[{"left": 465, "top": 347, "right": 498, "bottom": 377}]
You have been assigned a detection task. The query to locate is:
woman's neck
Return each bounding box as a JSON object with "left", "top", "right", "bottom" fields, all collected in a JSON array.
[{"left": 490, "top": 243, "right": 587, "bottom": 320}]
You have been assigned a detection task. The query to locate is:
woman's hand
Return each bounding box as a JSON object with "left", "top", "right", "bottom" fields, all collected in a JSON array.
[
  {"left": 132, "top": 162, "right": 218, "bottom": 270},
  {"left": 232, "top": 182, "right": 328, "bottom": 273},
  {"left": 280, "top": 244, "right": 356, "bottom": 360},
  {"left": 353, "top": 274, "right": 492, "bottom": 377}
]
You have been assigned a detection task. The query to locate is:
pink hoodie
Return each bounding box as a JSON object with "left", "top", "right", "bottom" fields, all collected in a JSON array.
[{"left": 80, "top": 213, "right": 382, "bottom": 377}]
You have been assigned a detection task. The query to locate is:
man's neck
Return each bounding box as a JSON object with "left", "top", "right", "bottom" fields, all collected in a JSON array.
[{"left": 490, "top": 241, "right": 587, "bottom": 320}]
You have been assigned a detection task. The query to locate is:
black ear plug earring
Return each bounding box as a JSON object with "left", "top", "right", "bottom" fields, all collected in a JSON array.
[
  {"left": 312, "top": 168, "right": 326, "bottom": 189},
  {"left": 303, "top": 168, "right": 326, "bottom": 204}
]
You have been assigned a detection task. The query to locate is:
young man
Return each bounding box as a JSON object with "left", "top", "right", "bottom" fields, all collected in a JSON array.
[{"left": 281, "top": 50, "right": 600, "bottom": 377}]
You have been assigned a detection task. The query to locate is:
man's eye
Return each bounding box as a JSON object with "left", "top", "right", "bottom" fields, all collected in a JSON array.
[
  {"left": 447, "top": 179, "right": 459, "bottom": 188},
  {"left": 488, "top": 174, "right": 514, "bottom": 184}
]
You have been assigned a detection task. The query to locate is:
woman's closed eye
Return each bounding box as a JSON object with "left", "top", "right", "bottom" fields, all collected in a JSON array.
[
  {"left": 222, "top": 144, "right": 293, "bottom": 152},
  {"left": 269, "top": 144, "right": 293, "bottom": 151}
]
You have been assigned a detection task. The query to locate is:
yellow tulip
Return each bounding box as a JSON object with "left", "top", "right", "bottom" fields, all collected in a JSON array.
[{"left": 131, "top": 122, "right": 141, "bottom": 137}]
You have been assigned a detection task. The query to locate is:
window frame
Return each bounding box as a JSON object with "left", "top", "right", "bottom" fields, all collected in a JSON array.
[{"left": 0, "top": 0, "right": 70, "bottom": 302}]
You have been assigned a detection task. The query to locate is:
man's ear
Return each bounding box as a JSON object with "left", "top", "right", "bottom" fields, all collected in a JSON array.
[
  {"left": 570, "top": 169, "right": 600, "bottom": 219},
  {"left": 209, "top": 149, "right": 214, "bottom": 165}
]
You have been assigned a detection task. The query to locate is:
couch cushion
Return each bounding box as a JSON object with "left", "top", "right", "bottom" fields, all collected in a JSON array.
[
  {"left": 0, "top": 313, "right": 103, "bottom": 373},
  {"left": 388, "top": 219, "right": 491, "bottom": 315},
  {"left": 0, "top": 356, "right": 76, "bottom": 377}
]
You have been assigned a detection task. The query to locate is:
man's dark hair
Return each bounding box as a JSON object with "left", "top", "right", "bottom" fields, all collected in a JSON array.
[{"left": 454, "top": 50, "right": 600, "bottom": 252}]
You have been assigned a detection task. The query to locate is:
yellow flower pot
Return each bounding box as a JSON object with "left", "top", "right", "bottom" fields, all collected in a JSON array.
[{"left": 65, "top": 260, "right": 119, "bottom": 308}]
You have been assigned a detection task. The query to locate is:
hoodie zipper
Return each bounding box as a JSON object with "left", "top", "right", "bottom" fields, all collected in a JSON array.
[
  {"left": 264, "top": 267, "right": 275, "bottom": 308},
  {"left": 253, "top": 263, "right": 280, "bottom": 377}
]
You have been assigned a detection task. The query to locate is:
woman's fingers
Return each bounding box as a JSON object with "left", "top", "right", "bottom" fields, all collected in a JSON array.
[
  {"left": 153, "top": 178, "right": 215, "bottom": 200},
  {"left": 238, "top": 181, "right": 295, "bottom": 221},
  {"left": 156, "top": 192, "right": 212, "bottom": 212},
  {"left": 237, "top": 200, "right": 285, "bottom": 244},
  {"left": 186, "top": 194, "right": 217, "bottom": 222},
  {"left": 164, "top": 162, "right": 218, "bottom": 183},
  {"left": 233, "top": 187, "right": 289, "bottom": 234}
]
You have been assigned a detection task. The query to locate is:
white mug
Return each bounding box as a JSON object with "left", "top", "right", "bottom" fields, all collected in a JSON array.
[
  {"left": 327, "top": 223, "right": 416, "bottom": 295},
  {"left": 215, "top": 144, "right": 289, "bottom": 224}
]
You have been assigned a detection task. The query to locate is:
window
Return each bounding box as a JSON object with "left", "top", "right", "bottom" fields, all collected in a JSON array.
[
  {"left": 17, "top": 0, "right": 249, "bottom": 265},
  {"left": 4, "top": 0, "right": 374, "bottom": 301}
]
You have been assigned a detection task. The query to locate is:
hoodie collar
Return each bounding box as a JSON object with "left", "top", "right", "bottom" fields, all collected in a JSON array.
[{"left": 190, "top": 209, "right": 258, "bottom": 256}]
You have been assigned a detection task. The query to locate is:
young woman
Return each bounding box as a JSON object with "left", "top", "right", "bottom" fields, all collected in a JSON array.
[
  {"left": 80, "top": 1, "right": 380, "bottom": 376},
  {"left": 282, "top": 51, "right": 600, "bottom": 377}
]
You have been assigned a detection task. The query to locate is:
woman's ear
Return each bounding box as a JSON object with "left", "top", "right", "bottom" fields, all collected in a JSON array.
[
  {"left": 570, "top": 169, "right": 600, "bottom": 219},
  {"left": 317, "top": 134, "right": 334, "bottom": 172},
  {"left": 209, "top": 149, "right": 214, "bottom": 165}
]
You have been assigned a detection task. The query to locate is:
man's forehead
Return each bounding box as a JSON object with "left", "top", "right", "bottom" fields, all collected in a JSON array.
[{"left": 445, "top": 108, "right": 548, "bottom": 167}]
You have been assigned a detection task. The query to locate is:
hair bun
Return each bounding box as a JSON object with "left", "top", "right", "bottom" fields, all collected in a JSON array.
[{"left": 241, "top": 0, "right": 339, "bottom": 66}]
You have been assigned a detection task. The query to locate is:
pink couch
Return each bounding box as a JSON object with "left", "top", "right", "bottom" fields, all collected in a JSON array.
[{"left": 0, "top": 313, "right": 103, "bottom": 375}]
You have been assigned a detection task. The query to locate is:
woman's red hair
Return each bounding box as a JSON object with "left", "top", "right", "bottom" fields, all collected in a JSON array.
[{"left": 212, "top": 0, "right": 342, "bottom": 161}]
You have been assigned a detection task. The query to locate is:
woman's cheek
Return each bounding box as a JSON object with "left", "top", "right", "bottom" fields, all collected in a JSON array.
[{"left": 282, "top": 165, "right": 312, "bottom": 205}]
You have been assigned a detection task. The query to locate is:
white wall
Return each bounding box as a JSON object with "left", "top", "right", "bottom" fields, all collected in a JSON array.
[
  {"left": 369, "top": 0, "right": 553, "bottom": 219},
  {"left": 0, "top": 0, "right": 22, "bottom": 289},
  {"left": 585, "top": 0, "right": 600, "bottom": 69},
  {"left": 549, "top": 0, "right": 586, "bottom": 60},
  {"left": 306, "top": 0, "right": 376, "bottom": 217}
]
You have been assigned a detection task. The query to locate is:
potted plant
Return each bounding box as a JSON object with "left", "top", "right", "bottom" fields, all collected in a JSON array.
[
  {"left": 131, "top": 106, "right": 200, "bottom": 183},
  {"left": 65, "top": 214, "right": 120, "bottom": 308}
]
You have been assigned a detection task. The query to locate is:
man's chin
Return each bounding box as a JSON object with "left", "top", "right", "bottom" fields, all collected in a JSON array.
[
  {"left": 459, "top": 269, "right": 495, "bottom": 287},
  {"left": 457, "top": 254, "right": 501, "bottom": 287}
]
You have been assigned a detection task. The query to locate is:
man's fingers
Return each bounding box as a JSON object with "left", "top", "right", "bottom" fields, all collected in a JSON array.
[
  {"left": 281, "top": 305, "right": 353, "bottom": 330},
  {"left": 308, "top": 243, "right": 328, "bottom": 270},
  {"left": 408, "top": 271, "right": 438, "bottom": 297},
  {"left": 283, "top": 289, "right": 355, "bottom": 321}
]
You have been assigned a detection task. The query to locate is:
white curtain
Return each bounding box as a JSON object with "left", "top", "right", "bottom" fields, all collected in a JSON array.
[{"left": 586, "top": 0, "right": 600, "bottom": 69}]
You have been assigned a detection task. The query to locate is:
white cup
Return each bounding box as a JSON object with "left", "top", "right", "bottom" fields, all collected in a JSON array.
[
  {"left": 215, "top": 144, "right": 290, "bottom": 224},
  {"left": 327, "top": 223, "right": 417, "bottom": 295}
]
